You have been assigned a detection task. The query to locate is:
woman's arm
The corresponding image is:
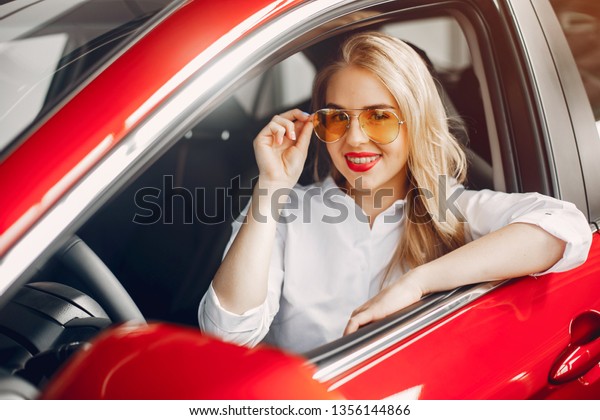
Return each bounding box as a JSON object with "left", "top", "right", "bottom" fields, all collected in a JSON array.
[
  {"left": 344, "top": 222, "right": 566, "bottom": 334},
  {"left": 344, "top": 187, "right": 593, "bottom": 335},
  {"left": 210, "top": 180, "right": 284, "bottom": 314},
  {"left": 210, "top": 109, "right": 312, "bottom": 315}
]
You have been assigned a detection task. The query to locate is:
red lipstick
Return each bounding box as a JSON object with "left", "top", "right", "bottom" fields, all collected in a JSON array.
[{"left": 344, "top": 152, "right": 382, "bottom": 172}]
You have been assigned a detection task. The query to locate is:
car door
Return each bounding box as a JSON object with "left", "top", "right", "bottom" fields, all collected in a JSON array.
[{"left": 302, "top": 0, "right": 600, "bottom": 399}]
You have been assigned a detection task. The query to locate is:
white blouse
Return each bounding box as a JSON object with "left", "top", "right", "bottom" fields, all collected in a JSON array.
[{"left": 198, "top": 177, "right": 592, "bottom": 354}]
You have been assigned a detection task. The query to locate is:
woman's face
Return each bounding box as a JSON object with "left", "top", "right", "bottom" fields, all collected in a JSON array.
[{"left": 325, "top": 65, "right": 410, "bottom": 199}]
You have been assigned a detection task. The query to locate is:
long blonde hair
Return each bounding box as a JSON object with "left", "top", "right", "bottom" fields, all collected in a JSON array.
[{"left": 311, "top": 32, "right": 467, "bottom": 272}]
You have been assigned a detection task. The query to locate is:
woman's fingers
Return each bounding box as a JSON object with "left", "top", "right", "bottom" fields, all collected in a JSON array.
[
  {"left": 253, "top": 109, "right": 313, "bottom": 186},
  {"left": 344, "top": 300, "right": 386, "bottom": 335},
  {"left": 271, "top": 115, "right": 297, "bottom": 143},
  {"left": 265, "top": 121, "right": 286, "bottom": 145},
  {"left": 280, "top": 108, "right": 311, "bottom": 123},
  {"left": 344, "top": 278, "right": 425, "bottom": 336},
  {"left": 295, "top": 117, "right": 313, "bottom": 154},
  {"left": 344, "top": 309, "right": 375, "bottom": 335},
  {"left": 259, "top": 110, "right": 311, "bottom": 146},
  {"left": 273, "top": 110, "right": 313, "bottom": 145}
]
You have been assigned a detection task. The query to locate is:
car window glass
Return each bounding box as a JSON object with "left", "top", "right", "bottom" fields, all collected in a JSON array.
[
  {"left": 0, "top": 0, "right": 174, "bottom": 154},
  {"left": 549, "top": 0, "right": 600, "bottom": 133}
]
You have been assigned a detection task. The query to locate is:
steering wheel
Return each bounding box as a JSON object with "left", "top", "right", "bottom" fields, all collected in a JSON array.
[{"left": 59, "top": 236, "right": 146, "bottom": 324}]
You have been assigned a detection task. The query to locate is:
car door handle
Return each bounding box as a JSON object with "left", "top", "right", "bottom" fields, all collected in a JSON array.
[{"left": 549, "top": 311, "right": 600, "bottom": 385}]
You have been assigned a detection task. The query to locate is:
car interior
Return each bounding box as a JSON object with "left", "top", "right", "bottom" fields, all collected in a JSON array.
[{"left": 0, "top": 12, "right": 496, "bottom": 397}]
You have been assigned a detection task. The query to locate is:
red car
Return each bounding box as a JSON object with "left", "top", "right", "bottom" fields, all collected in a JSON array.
[{"left": 0, "top": 0, "right": 599, "bottom": 399}]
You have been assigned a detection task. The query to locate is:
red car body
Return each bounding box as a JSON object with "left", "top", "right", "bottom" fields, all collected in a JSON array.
[
  {"left": 0, "top": 0, "right": 599, "bottom": 399},
  {"left": 0, "top": 0, "right": 298, "bottom": 255}
]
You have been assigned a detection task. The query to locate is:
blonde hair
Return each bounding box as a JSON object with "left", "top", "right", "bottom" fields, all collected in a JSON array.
[{"left": 311, "top": 32, "right": 467, "bottom": 273}]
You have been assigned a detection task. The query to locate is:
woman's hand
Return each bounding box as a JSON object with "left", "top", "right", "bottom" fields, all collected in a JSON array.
[
  {"left": 253, "top": 109, "right": 313, "bottom": 189},
  {"left": 344, "top": 273, "right": 426, "bottom": 335}
]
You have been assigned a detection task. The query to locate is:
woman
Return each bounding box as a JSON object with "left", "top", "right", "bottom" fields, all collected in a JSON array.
[{"left": 198, "top": 32, "right": 591, "bottom": 353}]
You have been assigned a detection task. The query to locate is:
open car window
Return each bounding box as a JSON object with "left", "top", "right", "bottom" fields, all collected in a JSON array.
[{"left": 70, "top": 12, "right": 494, "bottom": 341}]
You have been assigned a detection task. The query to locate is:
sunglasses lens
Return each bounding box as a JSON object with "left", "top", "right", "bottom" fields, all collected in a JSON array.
[
  {"left": 360, "top": 110, "right": 400, "bottom": 144},
  {"left": 313, "top": 110, "right": 349, "bottom": 143}
]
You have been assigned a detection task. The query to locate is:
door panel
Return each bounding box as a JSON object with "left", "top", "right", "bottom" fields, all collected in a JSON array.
[{"left": 328, "top": 234, "right": 600, "bottom": 399}]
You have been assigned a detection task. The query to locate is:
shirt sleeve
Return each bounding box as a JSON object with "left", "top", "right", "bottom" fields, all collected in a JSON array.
[
  {"left": 198, "top": 202, "right": 286, "bottom": 347},
  {"left": 456, "top": 187, "right": 592, "bottom": 275}
]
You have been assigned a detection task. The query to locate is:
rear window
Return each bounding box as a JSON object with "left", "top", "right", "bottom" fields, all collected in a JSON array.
[{"left": 0, "top": 0, "right": 175, "bottom": 154}]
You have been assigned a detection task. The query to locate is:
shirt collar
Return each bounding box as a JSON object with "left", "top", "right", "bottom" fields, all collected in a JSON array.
[{"left": 320, "top": 176, "right": 406, "bottom": 218}]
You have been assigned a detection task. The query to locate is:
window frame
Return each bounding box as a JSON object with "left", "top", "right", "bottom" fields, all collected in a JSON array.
[{"left": 531, "top": 0, "right": 600, "bottom": 226}]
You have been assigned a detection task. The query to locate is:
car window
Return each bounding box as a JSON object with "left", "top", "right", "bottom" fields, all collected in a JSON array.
[
  {"left": 8, "top": 4, "right": 498, "bottom": 356},
  {"left": 0, "top": 0, "right": 175, "bottom": 154},
  {"left": 549, "top": 0, "right": 600, "bottom": 133},
  {"left": 73, "top": 13, "right": 493, "bottom": 330}
]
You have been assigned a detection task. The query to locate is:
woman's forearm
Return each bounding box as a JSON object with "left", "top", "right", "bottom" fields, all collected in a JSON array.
[
  {"left": 411, "top": 222, "right": 566, "bottom": 294},
  {"left": 211, "top": 110, "right": 312, "bottom": 315},
  {"left": 211, "top": 180, "right": 285, "bottom": 314},
  {"left": 344, "top": 222, "right": 567, "bottom": 335}
]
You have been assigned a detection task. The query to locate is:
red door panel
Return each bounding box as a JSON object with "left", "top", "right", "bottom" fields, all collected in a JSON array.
[{"left": 328, "top": 233, "right": 600, "bottom": 399}]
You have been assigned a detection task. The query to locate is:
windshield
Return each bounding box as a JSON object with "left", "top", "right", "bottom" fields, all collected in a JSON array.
[{"left": 0, "top": 0, "right": 175, "bottom": 154}]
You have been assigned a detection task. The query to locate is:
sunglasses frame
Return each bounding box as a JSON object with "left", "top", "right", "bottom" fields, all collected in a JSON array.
[{"left": 313, "top": 108, "right": 405, "bottom": 144}]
